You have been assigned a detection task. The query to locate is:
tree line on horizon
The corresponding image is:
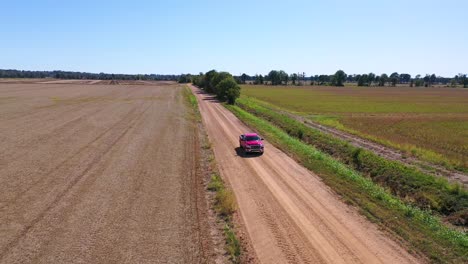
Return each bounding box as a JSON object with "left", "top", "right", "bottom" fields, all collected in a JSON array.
[
  {"left": 246, "top": 70, "right": 468, "bottom": 88},
  {"left": 2, "top": 68, "right": 466, "bottom": 88},
  {"left": 0, "top": 69, "right": 178, "bottom": 81},
  {"left": 180, "top": 70, "right": 468, "bottom": 88}
]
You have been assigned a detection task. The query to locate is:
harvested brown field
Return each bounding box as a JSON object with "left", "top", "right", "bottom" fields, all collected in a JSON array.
[{"left": 0, "top": 81, "right": 216, "bottom": 263}]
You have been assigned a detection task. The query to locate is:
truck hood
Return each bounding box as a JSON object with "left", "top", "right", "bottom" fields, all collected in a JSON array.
[{"left": 246, "top": 140, "right": 263, "bottom": 146}]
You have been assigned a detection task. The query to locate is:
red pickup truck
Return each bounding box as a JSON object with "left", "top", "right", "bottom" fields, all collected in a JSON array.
[{"left": 239, "top": 133, "right": 264, "bottom": 154}]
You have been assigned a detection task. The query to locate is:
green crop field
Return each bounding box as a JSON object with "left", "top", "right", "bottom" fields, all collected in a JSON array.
[{"left": 241, "top": 85, "right": 468, "bottom": 171}]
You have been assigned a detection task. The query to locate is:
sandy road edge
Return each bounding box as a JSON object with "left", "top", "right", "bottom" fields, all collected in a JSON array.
[{"left": 186, "top": 85, "right": 259, "bottom": 263}]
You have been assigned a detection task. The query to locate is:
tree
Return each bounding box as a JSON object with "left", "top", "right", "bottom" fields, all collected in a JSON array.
[
  {"left": 204, "top": 70, "right": 218, "bottom": 92},
  {"left": 178, "top": 74, "right": 192, "bottom": 83},
  {"left": 290, "top": 73, "right": 298, "bottom": 85},
  {"left": 279, "top": 70, "right": 288, "bottom": 85},
  {"left": 192, "top": 72, "right": 205, "bottom": 87},
  {"left": 415, "top": 79, "right": 424, "bottom": 87},
  {"left": 390, "top": 72, "right": 399, "bottom": 86},
  {"left": 374, "top": 75, "right": 380, "bottom": 86},
  {"left": 211, "top": 72, "right": 233, "bottom": 95},
  {"left": 459, "top": 74, "right": 468, "bottom": 88},
  {"left": 450, "top": 79, "right": 457, "bottom": 87},
  {"left": 216, "top": 78, "right": 240, "bottom": 104},
  {"left": 414, "top": 74, "right": 423, "bottom": 87},
  {"left": 332, "top": 70, "right": 347, "bottom": 86},
  {"left": 240, "top": 73, "right": 248, "bottom": 84},
  {"left": 430, "top": 74, "right": 437, "bottom": 86},
  {"left": 253, "top": 74, "right": 259, "bottom": 85},
  {"left": 379, "top": 74, "right": 388, "bottom": 86},
  {"left": 423, "top": 74, "right": 430, "bottom": 87},
  {"left": 267, "top": 70, "right": 281, "bottom": 85},
  {"left": 258, "top": 74, "right": 264, "bottom": 84},
  {"left": 357, "top": 74, "right": 368, "bottom": 86},
  {"left": 354, "top": 74, "right": 361, "bottom": 84},
  {"left": 400, "top": 73, "right": 411, "bottom": 83},
  {"left": 367, "top": 73, "right": 375, "bottom": 86}
]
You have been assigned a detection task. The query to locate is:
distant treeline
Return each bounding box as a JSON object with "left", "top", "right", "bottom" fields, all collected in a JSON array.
[
  {"left": 180, "top": 70, "right": 468, "bottom": 88},
  {"left": 3, "top": 68, "right": 467, "bottom": 88},
  {"left": 0, "top": 69, "right": 178, "bottom": 81}
]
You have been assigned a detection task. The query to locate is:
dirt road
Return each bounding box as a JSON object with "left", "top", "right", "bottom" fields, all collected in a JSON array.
[
  {"left": 0, "top": 82, "right": 213, "bottom": 263},
  {"left": 191, "top": 85, "right": 422, "bottom": 264}
]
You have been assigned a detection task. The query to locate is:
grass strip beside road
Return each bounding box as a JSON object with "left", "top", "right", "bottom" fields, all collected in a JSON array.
[
  {"left": 208, "top": 174, "right": 240, "bottom": 260},
  {"left": 225, "top": 103, "right": 468, "bottom": 263}
]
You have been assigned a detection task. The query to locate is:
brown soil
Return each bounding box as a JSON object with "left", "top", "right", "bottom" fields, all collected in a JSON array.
[
  {"left": 191, "top": 85, "right": 424, "bottom": 264},
  {"left": 0, "top": 82, "right": 215, "bottom": 263}
]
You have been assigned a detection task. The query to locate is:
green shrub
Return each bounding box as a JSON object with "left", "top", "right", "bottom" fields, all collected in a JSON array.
[
  {"left": 208, "top": 174, "right": 223, "bottom": 191},
  {"left": 224, "top": 224, "right": 241, "bottom": 263}
]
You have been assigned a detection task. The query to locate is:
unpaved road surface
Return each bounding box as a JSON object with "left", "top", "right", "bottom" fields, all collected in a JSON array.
[
  {"left": 0, "top": 82, "right": 213, "bottom": 263},
  {"left": 192, "top": 85, "right": 422, "bottom": 264}
]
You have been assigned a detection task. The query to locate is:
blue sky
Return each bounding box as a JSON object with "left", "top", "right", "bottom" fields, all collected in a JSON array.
[{"left": 2, "top": 0, "right": 467, "bottom": 76}]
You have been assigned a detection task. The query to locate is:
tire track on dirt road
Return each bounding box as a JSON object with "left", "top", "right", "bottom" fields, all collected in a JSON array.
[{"left": 191, "top": 85, "right": 423, "bottom": 264}]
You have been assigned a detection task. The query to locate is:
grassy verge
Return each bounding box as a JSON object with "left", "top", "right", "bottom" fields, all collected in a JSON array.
[
  {"left": 225, "top": 102, "right": 468, "bottom": 263},
  {"left": 183, "top": 86, "right": 241, "bottom": 263},
  {"left": 208, "top": 174, "right": 241, "bottom": 261}
]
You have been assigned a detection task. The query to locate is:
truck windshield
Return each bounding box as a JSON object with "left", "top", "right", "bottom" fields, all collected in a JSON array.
[{"left": 245, "top": 136, "right": 260, "bottom": 141}]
